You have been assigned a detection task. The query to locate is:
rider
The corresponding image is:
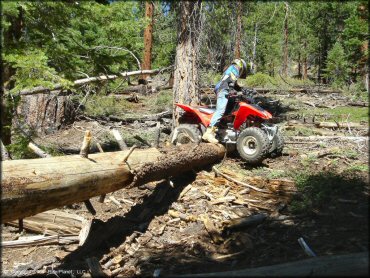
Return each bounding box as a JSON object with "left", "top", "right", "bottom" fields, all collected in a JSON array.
[{"left": 202, "top": 58, "right": 253, "bottom": 143}]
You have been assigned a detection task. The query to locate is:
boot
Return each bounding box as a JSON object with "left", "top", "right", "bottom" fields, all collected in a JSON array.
[{"left": 202, "top": 127, "right": 218, "bottom": 143}]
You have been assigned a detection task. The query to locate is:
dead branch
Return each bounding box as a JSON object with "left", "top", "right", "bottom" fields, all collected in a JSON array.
[
  {"left": 212, "top": 166, "right": 269, "bottom": 193},
  {"left": 28, "top": 142, "right": 52, "bottom": 158},
  {"left": 7, "top": 68, "right": 170, "bottom": 96}
]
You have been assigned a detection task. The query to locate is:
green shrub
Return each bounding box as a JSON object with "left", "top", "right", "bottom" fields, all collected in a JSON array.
[
  {"left": 84, "top": 95, "right": 133, "bottom": 117},
  {"left": 146, "top": 90, "right": 173, "bottom": 113},
  {"left": 199, "top": 70, "right": 222, "bottom": 86},
  {"left": 3, "top": 50, "right": 72, "bottom": 93},
  {"left": 346, "top": 82, "right": 368, "bottom": 101},
  {"left": 245, "top": 72, "right": 272, "bottom": 87},
  {"left": 7, "top": 134, "right": 37, "bottom": 159}
]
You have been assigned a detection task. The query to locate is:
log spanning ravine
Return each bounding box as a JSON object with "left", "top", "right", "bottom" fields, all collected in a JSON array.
[{"left": 1, "top": 143, "right": 225, "bottom": 223}]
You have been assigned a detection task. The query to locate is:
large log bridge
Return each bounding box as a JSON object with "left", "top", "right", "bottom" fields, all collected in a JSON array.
[{"left": 1, "top": 143, "right": 225, "bottom": 223}]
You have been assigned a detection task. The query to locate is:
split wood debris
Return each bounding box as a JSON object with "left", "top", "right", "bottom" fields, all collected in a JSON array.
[{"left": 96, "top": 167, "right": 298, "bottom": 276}]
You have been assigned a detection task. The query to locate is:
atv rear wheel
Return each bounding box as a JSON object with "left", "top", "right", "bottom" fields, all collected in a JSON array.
[
  {"left": 236, "top": 127, "right": 270, "bottom": 165},
  {"left": 170, "top": 124, "right": 202, "bottom": 146},
  {"left": 269, "top": 129, "right": 284, "bottom": 157}
]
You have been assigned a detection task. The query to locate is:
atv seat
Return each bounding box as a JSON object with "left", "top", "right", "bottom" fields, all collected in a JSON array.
[{"left": 198, "top": 107, "right": 216, "bottom": 114}]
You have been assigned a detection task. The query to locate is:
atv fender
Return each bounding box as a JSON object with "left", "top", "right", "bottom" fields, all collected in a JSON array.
[
  {"left": 233, "top": 102, "right": 272, "bottom": 130},
  {"left": 175, "top": 103, "right": 212, "bottom": 127}
]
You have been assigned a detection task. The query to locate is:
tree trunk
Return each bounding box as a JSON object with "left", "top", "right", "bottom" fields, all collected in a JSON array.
[
  {"left": 173, "top": 1, "right": 202, "bottom": 125},
  {"left": 1, "top": 143, "right": 225, "bottom": 223},
  {"left": 297, "top": 52, "right": 302, "bottom": 78},
  {"left": 141, "top": 1, "right": 154, "bottom": 81},
  {"left": 234, "top": 0, "right": 242, "bottom": 59},
  {"left": 0, "top": 95, "right": 12, "bottom": 145},
  {"left": 1, "top": 5, "right": 25, "bottom": 144},
  {"left": 303, "top": 42, "right": 308, "bottom": 80},
  {"left": 16, "top": 92, "right": 75, "bottom": 135},
  {"left": 318, "top": 44, "right": 322, "bottom": 82},
  {"left": 252, "top": 23, "right": 258, "bottom": 71},
  {"left": 282, "top": 3, "right": 289, "bottom": 76}
]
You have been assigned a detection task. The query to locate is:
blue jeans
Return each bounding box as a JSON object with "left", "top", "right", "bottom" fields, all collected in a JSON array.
[{"left": 209, "top": 89, "right": 229, "bottom": 127}]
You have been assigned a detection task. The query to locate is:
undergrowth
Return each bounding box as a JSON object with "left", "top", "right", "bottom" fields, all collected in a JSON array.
[
  {"left": 298, "top": 106, "right": 368, "bottom": 123},
  {"left": 288, "top": 171, "right": 366, "bottom": 214},
  {"left": 85, "top": 95, "right": 134, "bottom": 117}
]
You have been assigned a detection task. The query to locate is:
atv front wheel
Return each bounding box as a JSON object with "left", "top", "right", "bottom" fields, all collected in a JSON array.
[
  {"left": 236, "top": 127, "right": 270, "bottom": 165},
  {"left": 269, "top": 129, "right": 284, "bottom": 157},
  {"left": 170, "top": 124, "right": 202, "bottom": 146}
]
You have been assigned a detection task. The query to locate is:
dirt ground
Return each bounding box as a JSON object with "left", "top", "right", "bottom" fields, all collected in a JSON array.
[{"left": 1, "top": 90, "right": 369, "bottom": 277}]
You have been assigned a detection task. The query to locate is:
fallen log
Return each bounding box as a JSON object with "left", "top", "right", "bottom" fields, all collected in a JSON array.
[
  {"left": 254, "top": 87, "right": 343, "bottom": 94},
  {"left": 1, "top": 143, "right": 225, "bottom": 223},
  {"left": 289, "top": 135, "right": 368, "bottom": 142},
  {"left": 109, "top": 110, "right": 172, "bottom": 123},
  {"left": 1, "top": 235, "right": 79, "bottom": 248},
  {"left": 6, "top": 68, "right": 168, "bottom": 96},
  {"left": 6, "top": 210, "right": 85, "bottom": 235},
  {"left": 28, "top": 142, "right": 52, "bottom": 158},
  {"left": 175, "top": 252, "right": 368, "bottom": 277},
  {"left": 115, "top": 84, "right": 173, "bottom": 95},
  {"left": 223, "top": 213, "right": 267, "bottom": 231},
  {"left": 348, "top": 101, "right": 368, "bottom": 107},
  {"left": 315, "top": 121, "right": 364, "bottom": 129}
]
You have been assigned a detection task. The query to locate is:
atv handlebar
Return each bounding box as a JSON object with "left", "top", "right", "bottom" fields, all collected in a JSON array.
[{"left": 229, "top": 88, "right": 257, "bottom": 104}]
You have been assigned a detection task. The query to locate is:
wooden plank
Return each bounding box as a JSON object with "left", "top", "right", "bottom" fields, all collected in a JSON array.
[{"left": 7, "top": 210, "right": 84, "bottom": 235}]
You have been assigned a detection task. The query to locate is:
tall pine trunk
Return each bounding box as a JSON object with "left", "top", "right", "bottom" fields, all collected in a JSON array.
[
  {"left": 303, "top": 41, "right": 308, "bottom": 80},
  {"left": 234, "top": 0, "right": 242, "bottom": 59},
  {"left": 252, "top": 23, "right": 258, "bottom": 71},
  {"left": 297, "top": 52, "right": 302, "bottom": 78},
  {"left": 173, "top": 1, "right": 201, "bottom": 125},
  {"left": 1, "top": 5, "right": 24, "bottom": 145},
  {"left": 140, "top": 1, "right": 154, "bottom": 81},
  {"left": 282, "top": 3, "right": 289, "bottom": 76}
]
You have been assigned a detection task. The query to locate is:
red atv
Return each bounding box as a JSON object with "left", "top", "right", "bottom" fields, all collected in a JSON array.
[{"left": 170, "top": 88, "right": 284, "bottom": 164}]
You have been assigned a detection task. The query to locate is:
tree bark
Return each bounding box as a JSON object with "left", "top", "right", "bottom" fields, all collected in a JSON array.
[
  {"left": 1, "top": 143, "right": 225, "bottom": 223},
  {"left": 141, "top": 1, "right": 154, "bottom": 80},
  {"left": 173, "top": 1, "right": 202, "bottom": 125},
  {"left": 234, "top": 0, "right": 242, "bottom": 59},
  {"left": 16, "top": 92, "right": 75, "bottom": 135}
]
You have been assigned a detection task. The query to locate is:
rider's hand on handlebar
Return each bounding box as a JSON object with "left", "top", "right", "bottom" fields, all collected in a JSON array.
[{"left": 241, "top": 87, "right": 257, "bottom": 97}]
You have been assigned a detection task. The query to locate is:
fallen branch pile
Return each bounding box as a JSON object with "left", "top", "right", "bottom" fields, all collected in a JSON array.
[{"left": 97, "top": 167, "right": 298, "bottom": 276}]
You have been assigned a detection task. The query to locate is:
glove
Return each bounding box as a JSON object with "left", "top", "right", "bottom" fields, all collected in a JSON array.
[
  {"left": 241, "top": 87, "right": 257, "bottom": 97},
  {"left": 246, "top": 97, "right": 255, "bottom": 104},
  {"left": 227, "top": 89, "right": 238, "bottom": 98}
]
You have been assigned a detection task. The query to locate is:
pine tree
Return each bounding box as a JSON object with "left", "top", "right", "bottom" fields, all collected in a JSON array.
[{"left": 324, "top": 41, "right": 349, "bottom": 86}]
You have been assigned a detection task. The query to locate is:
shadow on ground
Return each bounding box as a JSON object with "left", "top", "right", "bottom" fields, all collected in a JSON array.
[
  {"left": 56, "top": 172, "right": 197, "bottom": 273},
  {"left": 55, "top": 169, "right": 368, "bottom": 277},
  {"left": 136, "top": 171, "right": 368, "bottom": 276}
]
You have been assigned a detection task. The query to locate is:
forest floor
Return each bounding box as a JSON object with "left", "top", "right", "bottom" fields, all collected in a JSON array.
[{"left": 1, "top": 88, "right": 369, "bottom": 277}]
